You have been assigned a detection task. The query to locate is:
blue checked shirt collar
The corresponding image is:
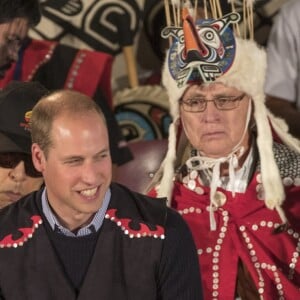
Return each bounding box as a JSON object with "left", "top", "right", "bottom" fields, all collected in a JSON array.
[{"left": 41, "top": 187, "right": 111, "bottom": 237}]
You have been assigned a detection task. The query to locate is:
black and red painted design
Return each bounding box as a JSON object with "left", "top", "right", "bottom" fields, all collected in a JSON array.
[
  {"left": 31, "top": 0, "right": 141, "bottom": 55},
  {"left": 114, "top": 85, "right": 171, "bottom": 142},
  {"left": 105, "top": 208, "right": 165, "bottom": 239},
  {"left": 0, "top": 216, "right": 42, "bottom": 248}
]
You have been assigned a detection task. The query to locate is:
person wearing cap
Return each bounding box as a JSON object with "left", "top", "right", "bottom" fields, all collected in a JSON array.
[
  {"left": 0, "top": 37, "right": 134, "bottom": 171},
  {"left": 148, "top": 1, "right": 300, "bottom": 299},
  {"left": 0, "top": 2, "right": 132, "bottom": 173},
  {"left": 0, "top": 0, "right": 41, "bottom": 78},
  {"left": 0, "top": 88, "right": 202, "bottom": 299},
  {"left": 0, "top": 81, "right": 47, "bottom": 209}
]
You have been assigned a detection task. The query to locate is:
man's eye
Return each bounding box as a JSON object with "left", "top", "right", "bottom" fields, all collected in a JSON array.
[
  {"left": 94, "top": 152, "right": 110, "bottom": 161},
  {"left": 65, "top": 158, "right": 81, "bottom": 165}
]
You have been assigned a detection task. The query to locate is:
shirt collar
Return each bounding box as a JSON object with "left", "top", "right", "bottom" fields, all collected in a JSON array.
[{"left": 41, "top": 187, "right": 111, "bottom": 237}]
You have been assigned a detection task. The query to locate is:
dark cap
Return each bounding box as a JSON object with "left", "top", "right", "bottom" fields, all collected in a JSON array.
[
  {"left": 0, "top": 0, "right": 41, "bottom": 25},
  {"left": 0, "top": 81, "right": 49, "bottom": 154}
]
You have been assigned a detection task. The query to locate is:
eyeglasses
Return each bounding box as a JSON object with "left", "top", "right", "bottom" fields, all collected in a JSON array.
[
  {"left": 0, "top": 152, "right": 42, "bottom": 178},
  {"left": 180, "top": 93, "right": 246, "bottom": 113}
]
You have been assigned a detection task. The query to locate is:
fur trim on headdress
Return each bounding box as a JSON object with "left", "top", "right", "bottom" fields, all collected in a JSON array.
[{"left": 157, "top": 34, "right": 300, "bottom": 216}]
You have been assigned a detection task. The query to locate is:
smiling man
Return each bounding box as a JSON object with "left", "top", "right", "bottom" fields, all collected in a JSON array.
[
  {"left": 0, "top": 89, "right": 203, "bottom": 299},
  {"left": 0, "top": 0, "right": 40, "bottom": 78}
]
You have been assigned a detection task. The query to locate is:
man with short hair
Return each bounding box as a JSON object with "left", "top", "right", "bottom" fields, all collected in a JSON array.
[
  {"left": 0, "top": 81, "right": 47, "bottom": 208},
  {"left": 0, "top": 89, "right": 203, "bottom": 299},
  {"left": 0, "top": 0, "right": 40, "bottom": 78}
]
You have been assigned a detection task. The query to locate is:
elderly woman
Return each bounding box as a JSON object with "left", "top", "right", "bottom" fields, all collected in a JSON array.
[{"left": 149, "top": 3, "right": 300, "bottom": 300}]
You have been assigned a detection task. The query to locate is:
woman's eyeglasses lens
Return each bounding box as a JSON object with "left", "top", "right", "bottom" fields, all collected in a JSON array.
[{"left": 180, "top": 94, "right": 245, "bottom": 112}]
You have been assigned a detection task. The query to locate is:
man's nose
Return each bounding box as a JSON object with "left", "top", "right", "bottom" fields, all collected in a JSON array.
[
  {"left": 9, "top": 161, "right": 27, "bottom": 182},
  {"left": 81, "top": 162, "right": 99, "bottom": 184}
]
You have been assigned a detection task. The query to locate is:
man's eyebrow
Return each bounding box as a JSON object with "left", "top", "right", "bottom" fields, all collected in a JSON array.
[
  {"left": 61, "top": 155, "right": 83, "bottom": 161},
  {"left": 61, "top": 148, "right": 110, "bottom": 160},
  {"left": 95, "top": 148, "right": 110, "bottom": 155}
]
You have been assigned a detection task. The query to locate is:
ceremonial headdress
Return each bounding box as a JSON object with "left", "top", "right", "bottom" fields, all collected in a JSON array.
[{"left": 154, "top": 0, "right": 300, "bottom": 227}]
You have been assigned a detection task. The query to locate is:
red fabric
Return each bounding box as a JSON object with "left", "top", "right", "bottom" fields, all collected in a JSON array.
[
  {"left": 64, "top": 48, "right": 113, "bottom": 107},
  {"left": 0, "top": 40, "right": 58, "bottom": 88},
  {"left": 106, "top": 208, "right": 165, "bottom": 238},
  {"left": 149, "top": 174, "right": 300, "bottom": 299},
  {"left": 0, "top": 39, "right": 113, "bottom": 108},
  {"left": 0, "top": 215, "right": 42, "bottom": 247}
]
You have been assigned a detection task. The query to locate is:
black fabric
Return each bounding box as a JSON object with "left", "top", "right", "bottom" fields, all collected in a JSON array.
[
  {"left": 0, "top": 183, "right": 203, "bottom": 299},
  {"left": 33, "top": 43, "right": 76, "bottom": 90},
  {"left": 45, "top": 222, "right": 99, "bottom": 293},
  {"left": 157, "top": 207, "right": 203, "bottom": 300}
]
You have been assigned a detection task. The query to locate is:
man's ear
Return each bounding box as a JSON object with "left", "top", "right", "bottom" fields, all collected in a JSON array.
[{"left": 31, "top": 143, "right": 46, "bottom": 172}]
